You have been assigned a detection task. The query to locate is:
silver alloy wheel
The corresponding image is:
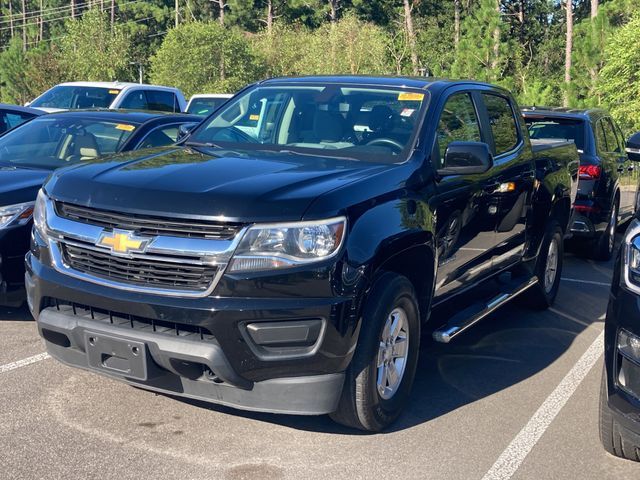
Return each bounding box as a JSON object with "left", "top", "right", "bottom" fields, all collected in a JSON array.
[
  {"left": 544, "top": 236, "right": 559, "bottom": 294},
  {"left": 376, "top": 307, "right": 409, "bottom": 400},
  {"left": 607, "top": 206, "right": 617, "bottom": 253}
]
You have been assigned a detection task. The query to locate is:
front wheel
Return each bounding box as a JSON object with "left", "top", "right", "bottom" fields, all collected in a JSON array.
[
  {"left": 330, "top": 272, "right": 420, "bottom": 432},
  {"left": 522, "top": 220, "right": 564, "bottom": 310}
]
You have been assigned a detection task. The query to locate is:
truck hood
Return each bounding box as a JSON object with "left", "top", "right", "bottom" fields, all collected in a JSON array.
[
  {"left": 0, "top": 166, "right": 49, "bottom": 206},
  {"left": 45, "top": 147, "right": 393, "bottom": 222}
]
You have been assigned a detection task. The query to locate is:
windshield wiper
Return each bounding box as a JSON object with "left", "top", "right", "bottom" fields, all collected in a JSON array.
[
  {"left": 184, "top": 141, "right": 223, "bottom": 148},
  {"left": 275, "top": 149, "right": 359, "bottom": 162}
]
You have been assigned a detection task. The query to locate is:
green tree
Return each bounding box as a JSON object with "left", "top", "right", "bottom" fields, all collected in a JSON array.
[
  {"left": 57, "top": 9, "right": 132, "bottom": 82},
  {"left": 599, "top": 14, "right": 640, "bottom": 130},
  {"left": 150, "top": 21, "right": 263, "bottom": 96}
]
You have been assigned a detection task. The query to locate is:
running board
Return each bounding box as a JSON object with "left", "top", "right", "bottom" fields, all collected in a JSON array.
[{"left": 432, "top": 277, "right": 539, "bottom": 343}]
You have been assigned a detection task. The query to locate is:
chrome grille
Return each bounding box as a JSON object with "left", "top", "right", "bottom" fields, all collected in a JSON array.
[
  {"left": 60, "top": 240, "right": 217, "bottom": 291},
  {"left": 56, "top": 202, "right": 243, "bottom": 240}
]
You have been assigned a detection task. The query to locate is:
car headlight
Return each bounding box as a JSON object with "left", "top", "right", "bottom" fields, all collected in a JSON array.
[
  {"left": 0, "top": 200, "right": 35, "bottom": 229},
  {"left": 32, "top": 189, "right": 48, "bottom": 239},
  {"left": 623, "top": 219, "right": 640, "bottom": 293},
  {"left": 228, "top": 217, "right": 346, "bottom": 272}
]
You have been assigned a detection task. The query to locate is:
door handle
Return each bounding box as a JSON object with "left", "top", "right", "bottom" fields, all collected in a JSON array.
[
  {"left": 629, "top": 166, "right": 635, "bottom": 172},
  {"left": 617, "top": 166, "right": 625, "bottom": 173}
]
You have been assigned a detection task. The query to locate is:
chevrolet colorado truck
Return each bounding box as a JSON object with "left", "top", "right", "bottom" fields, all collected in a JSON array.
[{"left": 26, "top": 76, "right": 579, "bottom": 431}]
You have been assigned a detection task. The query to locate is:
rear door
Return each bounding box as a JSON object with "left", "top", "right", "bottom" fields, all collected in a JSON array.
[
  {"left": 479, "top": 92, "right": 535, "bottom": 270},
  {"left": 601, "top": 117, "right": 633, "bottom": 215},
  {"left": 431, "top": 89, "right": 500, "bottom": 299}
]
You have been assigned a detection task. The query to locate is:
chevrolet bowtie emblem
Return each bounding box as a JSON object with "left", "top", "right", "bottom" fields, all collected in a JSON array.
[{"left": 96, "top": 230, "right": 151, "bottom": 255}]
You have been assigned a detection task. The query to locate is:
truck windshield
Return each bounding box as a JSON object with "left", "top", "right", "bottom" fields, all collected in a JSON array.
[
  {"left": 187, "top": 85, "right": 428, "bottom": 163},
  {"left": 30, "top": 86, "right": 120, "bottom": 109},
  {"left": 525, "top": 117, "right": 585, "bottom": 152},
  {"left": 0, "top": 117, "right": 137, "bottom": 170}
]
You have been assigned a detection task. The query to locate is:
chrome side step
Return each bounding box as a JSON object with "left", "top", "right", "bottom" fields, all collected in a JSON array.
[{"left": 432, "top": 277, "right": 539, "bottom": 343}]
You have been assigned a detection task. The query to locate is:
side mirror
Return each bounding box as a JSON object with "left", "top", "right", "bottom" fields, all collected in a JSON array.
[
  {"left": 177, "top": 122, "right": 198, "bottom": 141},
  {"left": 437, "top": 141, "right": 493, "bottom": 176},
  {"left": 626, "top": 132, "right": 640, "bottom": 162}
]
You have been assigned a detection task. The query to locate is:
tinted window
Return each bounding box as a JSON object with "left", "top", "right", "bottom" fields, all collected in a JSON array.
[
  {"left": 187, "top": 98, "right": 229, "bottom": 116},
  {"left": 482, "top": 93, "right": 519, "bottom": 155},
  {"left": 595, "top": 120, "right": 608, "bottom": 155},
  {"left": 436, "top": 93, "right": 481, "bottom": 167},
  {"left": 137, "top": 124, "right": 181, "bottom": 149},
  {"left": 189, "top": 85, "right": 428, "bottom": 163},
  {"left": 0, "top": 112, "right": 35, "bottom": 133},
  {"left": 602, "top": 118, "right": 622, "bottom": 153},
  {"left": 145, "top": 90, "right": 177, "bottom": 113},
  {"left": 30, "top": 86, "right": 119, "bottom": 109},
  {"left": 119, "top": 91, "right": 148, "bottom": 110},
  {"left": 0, "top": 117, "right": 137, "bottom": 169},
  {"left": 525, "top": 117, "right": 585, "bottom": 151}
]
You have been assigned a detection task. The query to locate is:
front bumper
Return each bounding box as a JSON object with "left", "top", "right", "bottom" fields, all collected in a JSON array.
[
  {"left": 604, "top": 284, "right": 640, "bottom": 437},
  {"left": 26, "top": 249, "right": 359, "bottom": 416}
]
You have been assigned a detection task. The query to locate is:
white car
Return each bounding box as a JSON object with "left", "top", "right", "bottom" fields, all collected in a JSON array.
[
  {"left": 28, "top": 82, "right": 187, "bottom": 113},
  {"left": 186, "top": 94, "right": 233, "bottom": 116}
]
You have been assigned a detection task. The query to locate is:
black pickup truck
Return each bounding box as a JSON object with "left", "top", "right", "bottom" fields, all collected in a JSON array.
[{"left": 26, "top": 76, "right": 579, "bottom": 431}]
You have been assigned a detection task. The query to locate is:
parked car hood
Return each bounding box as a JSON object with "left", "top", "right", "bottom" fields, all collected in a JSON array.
[
  {"left": 0, "top": 166, "right": 50, "bottom": 206},
  {"left": 44, "top": 147, "right": 394, "bottom": 222}
]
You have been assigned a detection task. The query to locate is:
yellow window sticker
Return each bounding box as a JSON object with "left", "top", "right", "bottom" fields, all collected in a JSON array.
[
  {"left": 249, "top": 114, "right": 260, "bottom": 121},
  {"left": 115, "top": 124, "right": 135, "bottom": 132},
  {"left": 108, "top": 89, "right": 121, "bottom": 94},
  {"left": 398, "top": 92, "right": 425, "bottom": 101}
]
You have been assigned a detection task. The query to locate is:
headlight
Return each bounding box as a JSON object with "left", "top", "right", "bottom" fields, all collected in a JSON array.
[
  {"left": 623, "top": 219, "right": 640, "bottom": 294},
  {"left": 32, "top": 189, "right": 48, "bottom": 238},
  {"left": 0, "top": 200, "right": 35, "bottom": 229},
  {"left": 618, "top": 329, "right": 640, "bottom": 364},
  {"left": 228, "top": 217, "right": 346, "bottom": 272}
]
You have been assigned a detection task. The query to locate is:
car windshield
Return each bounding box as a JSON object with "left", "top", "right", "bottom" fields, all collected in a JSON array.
[
  {"left": 187, "top": 85, "right": 428, "bottom": 163},
  {"left": 0, "top": 116, "right": 137, "bottom": 170},
  {"left": 30, "top": 86, "right": 120, "bottom": 109},
  {"left": 187, "top": 97, "right": 230, "bottom": 116},
  {"left": 525, "top": 117, "right": 585, "bottom": 151}
]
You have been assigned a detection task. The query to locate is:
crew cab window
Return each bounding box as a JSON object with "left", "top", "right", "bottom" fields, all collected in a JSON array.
[
  {"left": 137, "top": 125, "right": 181, "bottom": 149},
  {"left": 145, "top": 90, "right": 177, "bottom": 113},
  {"left": 120, "top": 91, "right": 147, "bottom": 110},
  {"left": 435, "top": 93, "right": 481, "bottom": 167},
  {"left": 482, "top": 93, "right": 519, "bottom": 155},
  {"left": 0, "top": 112, "right": 34, "bottom": 133}
]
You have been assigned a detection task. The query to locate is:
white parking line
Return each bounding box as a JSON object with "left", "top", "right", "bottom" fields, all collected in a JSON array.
[
  {"left": 561, "top": 277, "right": 610, "bottom": 287},
  {"left": 481, "top": 329, "right": 604, "bottom": 480},
  {"left": 0, "top": 352, "right": 50, "bottom": 374}
]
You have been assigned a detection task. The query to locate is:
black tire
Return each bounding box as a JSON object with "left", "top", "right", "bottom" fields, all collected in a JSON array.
[
  {"left": 330, "top": 272, "right": 420, "bottom": 432},
  {"left": 593, "top": 200, "right": 618, "bottom": 261},
  {"left": 599, "top": 368, "right": 640, "bottom": 461},
  {"left": 522, "top": 220, "right": 564, "bottom": 310}
]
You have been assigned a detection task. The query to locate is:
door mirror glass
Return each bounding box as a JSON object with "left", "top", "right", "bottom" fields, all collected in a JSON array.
[
  {"left": 438, "top": 141, "right": 493, "bottom": 176},
  {"left": 626, "top": 132, "right": 640, "bottom": 162}
]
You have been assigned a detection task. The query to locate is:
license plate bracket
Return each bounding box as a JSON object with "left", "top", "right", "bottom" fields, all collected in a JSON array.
[{"left": 85, "top": 332, "right": 148, "bottom": 381}]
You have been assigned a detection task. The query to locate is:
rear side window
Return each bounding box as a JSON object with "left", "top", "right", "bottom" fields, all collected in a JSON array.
[
  {"left": 436, "top": 93, "right": 481, "bottom": 166},
  {"left": 119, "top": 91, "right": 147, "bottom": 110},
  {"left": 601, "top": 118, "right": 622, "bottom": 153},
  {"left": 595, "top": 121, "right": 608, "bottom": 155},
  {"left": 482, "top": 94, "right": 519, "bottom": 156},
  {"left": 0, "top": 112, "right": 34, "bottom": 133},
  {"left": 145, "top": 90, "right": 177, "bottom": 113},
  {"left": 137, "top": 124, "right": 181, "bottom": 149}
]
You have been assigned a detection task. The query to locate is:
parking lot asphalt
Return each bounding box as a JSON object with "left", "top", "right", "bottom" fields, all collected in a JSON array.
[{"left": 1, "top": 238, "right": 639, "bottom": 480}]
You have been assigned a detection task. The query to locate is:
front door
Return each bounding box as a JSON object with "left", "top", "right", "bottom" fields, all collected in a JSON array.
[{"left": 431, "top": 91, "right": 500, "bottom": 300}]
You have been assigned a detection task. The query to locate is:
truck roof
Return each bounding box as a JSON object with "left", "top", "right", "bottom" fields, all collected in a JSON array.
[
  {"left": 56, "top": 81, "right": 182, "bottom": 92},
  {"left": 260, "top": 75, "right": 505, "bottom": 92},
  {"left": 38, "top": 109, "right": 199, "bottom": 124}
]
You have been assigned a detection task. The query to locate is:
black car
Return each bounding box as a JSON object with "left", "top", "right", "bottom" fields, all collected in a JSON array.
[
  {"left": 522, "top": 108, "right": 639, "bottom": 260},
  {"left": 0, "top": 103, "right": 43, "bottom": 134},
  {"left": 26, "top": 76, "right": 579, "bottom": 431},
  {"left": 600, "top": 139, "right": 640, "bottom": 461},
  {"left": 0, "top": 110, "right": 201, "bottom": 307}
]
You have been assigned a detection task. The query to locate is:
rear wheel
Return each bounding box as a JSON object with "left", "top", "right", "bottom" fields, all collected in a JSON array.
[
  {"left": 599, "top": 368, "right": 640, "bottom": 461},
  {"left": 522, "top": 220, "right": 563, "bottom": 310},
  {"left": 593, "top": 200, "right": 618, "bottom": 261},
  {"left": 330, "top": 272, "right": 420, "bottom": 432}
]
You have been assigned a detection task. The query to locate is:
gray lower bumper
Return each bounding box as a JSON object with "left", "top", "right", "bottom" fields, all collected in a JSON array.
[{"left": 37, "top": 306, "right": 344, "bottom": 416}]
